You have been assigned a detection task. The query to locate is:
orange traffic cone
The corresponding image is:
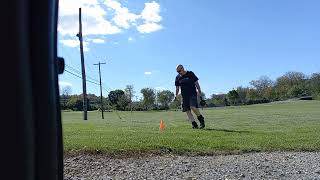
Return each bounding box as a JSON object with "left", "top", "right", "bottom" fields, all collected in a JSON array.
[{"left": 159, "top": 119, "right": 165, "bottom": 131}]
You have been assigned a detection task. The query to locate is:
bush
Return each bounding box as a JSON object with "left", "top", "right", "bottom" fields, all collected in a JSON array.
[
  {"left": 246, "top": 98, "right": 270, "bottom": 105},
  {"left": 300, "top": 96, "right": 313, "bottom": 100}
]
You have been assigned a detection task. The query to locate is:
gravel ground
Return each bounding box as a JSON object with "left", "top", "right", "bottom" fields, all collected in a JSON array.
[{"left": 64, "top": 152, "right": 320, "bottom": 180}]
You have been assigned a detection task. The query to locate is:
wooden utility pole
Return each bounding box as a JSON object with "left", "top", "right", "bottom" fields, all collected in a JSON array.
[
  {"left": 93, "top": 61, "right": 106, "bottom": 119},
  {"left": 77, "top": 8, "right": 88, "bottom": 120}
]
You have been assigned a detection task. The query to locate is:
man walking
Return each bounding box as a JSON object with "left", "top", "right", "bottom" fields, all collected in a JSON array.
[{"left": 175, "top": 64, "right": 205, "bottom": 129}]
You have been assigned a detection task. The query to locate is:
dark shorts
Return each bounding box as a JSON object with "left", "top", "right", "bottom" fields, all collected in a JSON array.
[{"left": 181, "top": 95, "right": 199, "bottom": 112}]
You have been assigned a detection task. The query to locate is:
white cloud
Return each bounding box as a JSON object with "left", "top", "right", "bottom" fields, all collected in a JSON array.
[
  {"left": 103, "top": 0, "right": 162, "bottom": 33},
  {"left": 141, "top": 1, "right": 162, "bottom": 23},
  {"left": 58, "top": 0, "right": 163, "bottom": 48},
  {"left": 83, "top": 46, "right": 90, "bottom": 52},
  {"left": 91, "top": 38, "right": 105, "bottom": 43},
  {"left": 144, "top": 71, "right": 152, "bottom": 75},
  {"left": 59, "top": 39, "right": 79, "bottom": 47},
  {"left": 104, "top": 0, "right": 139, "bottom": 29},
  {"left": 137, "top": 23, "right": 162, "bottom": 33},
  {"left": 58, "top": 0, "right": 121, "bottom": 37},
  {"left": 213, "top": 92, "right": 226, "bottom": 95},
  {"left": 136, "top": 1, "right": 162, "bottom": 33},
  {"left": 59, "top": 81, "right": 72, "bottom": 87},
  {"left": 128, "top": 37, "right": 133, "bottom": 41},
  {"left": 59, "top": 0, "right": 103, "bottom": 16},
  {"left": 59, "top": 38, "right": 90, "bottom": 51}
]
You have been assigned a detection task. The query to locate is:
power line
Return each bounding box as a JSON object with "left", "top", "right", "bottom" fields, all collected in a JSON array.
[
  {"left": 60, "top": 49, "right": 115, "bottom": 93},
  {"left": 64, "top": 64, "right": 116, "bottom": 95},
  {"left": 102, "top": 86, "right": 110, "bottom": 93},
  {"left": 64, "top": 69, "right": 82, "bottom": 79},
  {"left": 65, "top": 65, "right": 100, "bottom": 83},
  {"left": 86, "top": 76, "right": 100, "bottom": 84},
  {"left": 64, "top": 69, "right": 112, "bottom": 95},
  {"left": 86, "top": 80, "right": 100, "bottom": 86},
  {"left": 102, "top": 83, "right": 113, "bottom": 91},
  {"left": 64, "top": 69, "right": 101, "bottom": 86},
  {"left": 65, "top": 64, "right": 82, "bottom": 74}
]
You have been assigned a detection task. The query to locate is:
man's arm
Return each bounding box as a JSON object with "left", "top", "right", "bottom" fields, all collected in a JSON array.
[
  {"left": 175, "top": 86, "right": 180, "bottom": 97},
  {"left": 195, "top": 81, "right": 201, "bottom": 96}
]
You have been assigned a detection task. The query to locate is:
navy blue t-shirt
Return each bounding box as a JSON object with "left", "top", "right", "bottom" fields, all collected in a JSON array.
[{"left": 175, "top": 71, "right": 199, "bottom": 97}]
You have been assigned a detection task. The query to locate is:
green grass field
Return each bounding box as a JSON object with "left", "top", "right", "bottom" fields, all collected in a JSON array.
[{"left": 62, "top": 100, "right": 320, "bottom": 155}]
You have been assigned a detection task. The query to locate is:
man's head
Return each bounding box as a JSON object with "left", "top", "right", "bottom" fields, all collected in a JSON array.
[{"left": 176, "top": 64, "right": 186, "bottom": 75}]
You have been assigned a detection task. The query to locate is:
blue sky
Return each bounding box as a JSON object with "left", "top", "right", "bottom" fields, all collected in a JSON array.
[{"left": 58, "top": 0, "right": 320, "bottom": 99}]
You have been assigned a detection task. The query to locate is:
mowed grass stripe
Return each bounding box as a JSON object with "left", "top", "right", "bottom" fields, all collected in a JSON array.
[{"left": 62, "top": 100, "right": 320, "bottom": 154}]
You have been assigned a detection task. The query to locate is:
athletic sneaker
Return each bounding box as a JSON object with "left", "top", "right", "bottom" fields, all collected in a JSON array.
[
  {"left": 197, "top": 115, "right": 205, "bottom": 129},
  {"left": 191, "top": 121, "right": 199, "bottom": 129}
]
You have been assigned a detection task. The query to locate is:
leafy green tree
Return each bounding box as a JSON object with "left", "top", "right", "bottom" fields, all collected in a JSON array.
[
  {"left": 108, "top": 90, "right": 129, "bottom": 110},
  {"left": 125, "top": 85, "right": 135, "bottom": 111},
  {"left": 170, "top": 94, "right": 182, "bottom": 109},
  {"left": 208, "top": 94, "right": 227, "bottom": 107},
  {"left": 227, "top": 90, "right": 240, "bottom": 105},
  {"left": 61, "top": 86, "right": 71, "bottom": 110},
  {"left": 275, "top": 71, "right": 306, "bottom": 99},
  {"left": 140, "top": 88, "right": 156, "bottom": 110},
  {"left": 66, "top": 95, "right": 83, "bottom": 111},
  {"left": 250, "top": 76, "right": 274, "bottom": 99},
  {"left": 157, "top": 90, "right": 174, "bottom": 110},
  {"left": 288, "top": 85, "right": 305, "bottom": 98},
  {"left": 236, "top": 86, "right": 249, "bottom": 105},
  {"left": 263, "top": 87, "right": 277, "bottom": 101},
  {"left": 246, "top": 89, "right": 259, "bottom": 103},
  {"left": 310, "top": 73, "right": 320, "bottom": 99},
  {"left": 87, "top": 94, "right": 100, "bottom": 110},
  {"left": 224, "top": 97, "right": 230, "bottom": 106}
]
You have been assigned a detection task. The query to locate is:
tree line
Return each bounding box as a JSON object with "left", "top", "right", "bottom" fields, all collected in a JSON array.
[
  {"left": 60, "top": 71, "right": 320, "bottom": 111},
  {"left": 60, "top": 85, "right": 176, "bottom": 111}
]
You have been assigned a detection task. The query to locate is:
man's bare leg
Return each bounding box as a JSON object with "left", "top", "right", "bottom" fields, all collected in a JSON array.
[
  {"left": 186, "top": 110, "right": 198, "bottom": 129},
  {"left": 191, "top": 106, "right": 201, "bottom": 116},
  {"left": 191, "top": 107, "right": 205, "bottom": 129}
]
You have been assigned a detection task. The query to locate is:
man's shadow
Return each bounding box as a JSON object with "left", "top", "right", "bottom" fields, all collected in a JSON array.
[{"left": 202, "top": 128, "right": 250, "bottom": 133}]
